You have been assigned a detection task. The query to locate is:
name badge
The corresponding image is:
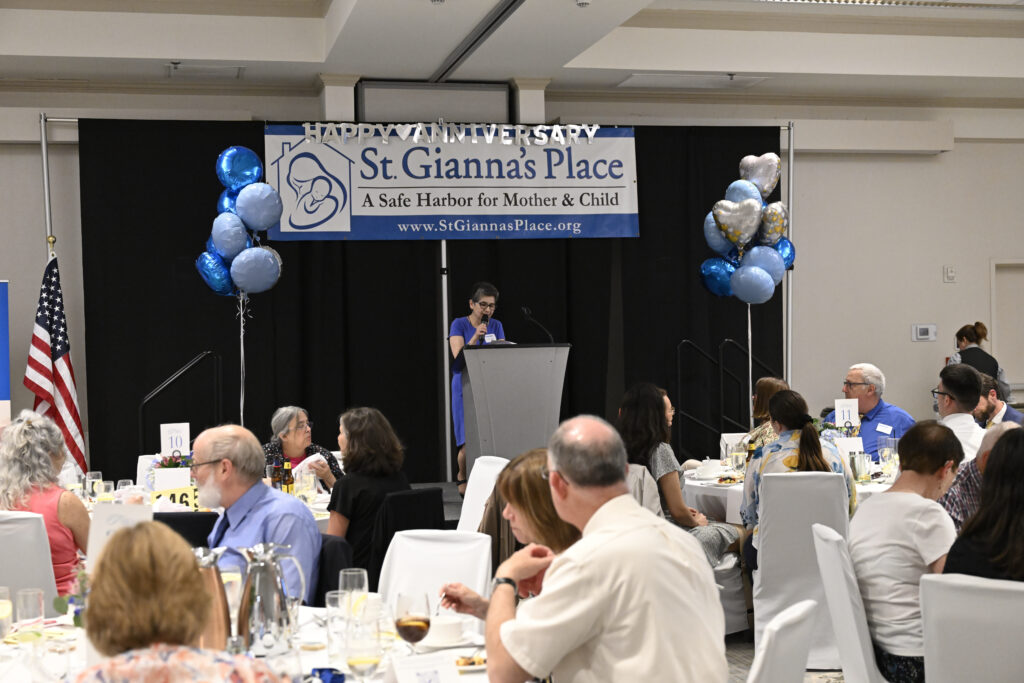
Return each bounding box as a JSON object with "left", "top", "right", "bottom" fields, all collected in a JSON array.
[
  {"left": 484, "top": 333, "right": 496, "bottom": 343},
  {"left": 876, "top": 423, "right": 893, "bottom": 435}
]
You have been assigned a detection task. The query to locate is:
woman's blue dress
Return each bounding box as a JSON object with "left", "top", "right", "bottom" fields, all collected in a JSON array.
[{"left": 449, "top": 316, "right": 505, "bottom": 447}]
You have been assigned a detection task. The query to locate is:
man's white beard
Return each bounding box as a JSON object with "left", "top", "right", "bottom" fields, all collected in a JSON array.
[{"left": 197, "top": 478, "right": 223, "bottom": 509}]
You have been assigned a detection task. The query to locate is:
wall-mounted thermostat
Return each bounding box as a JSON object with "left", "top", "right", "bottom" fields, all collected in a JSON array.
[{"left": 912, "top": 324, "right": 937, "bottom": 342}]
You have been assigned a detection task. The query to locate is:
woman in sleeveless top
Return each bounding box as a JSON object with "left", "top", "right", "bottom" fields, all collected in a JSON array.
[
  {"left": 949, "top": 321, "right": 1010, "bottom": 399},
  {"left": 0, "top": 410, "right": 89, "bottom": 594}
]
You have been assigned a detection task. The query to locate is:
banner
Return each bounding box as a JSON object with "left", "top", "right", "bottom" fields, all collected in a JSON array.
[
  {"left": 264, "top": 123, "right": 638, "bottom": 241},
  {"left": 0, "top": 281, "right": 9, "bottom": 425}
]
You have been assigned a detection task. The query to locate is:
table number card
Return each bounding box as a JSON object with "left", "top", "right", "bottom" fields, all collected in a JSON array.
[
  {"left": 386, "top": 651, "right": 460, "bottom": 683},
  {"left": 159, "top": 422, "right": 190, "bottom": 456},
  {"left": 151, "top": 485, "right": 200, "bottom": 511},
  {"left": 833, "top": 399, "right": 860, "bottom": 428}
]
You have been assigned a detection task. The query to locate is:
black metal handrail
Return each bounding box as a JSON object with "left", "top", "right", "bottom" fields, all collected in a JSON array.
[
  {"left": 137, "top": 351, "right": 222, "bottom": 454},
  {"left": 718, "top": 338, "right": 781, "bottom": 432},
  {"left": 675, "top": 340, "right": 723, "bottom": 461}
]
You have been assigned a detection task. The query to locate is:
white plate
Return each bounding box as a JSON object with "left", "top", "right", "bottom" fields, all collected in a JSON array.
[
  {"left": 692, "top": 471, "right": 727, "bottom": 481},
  {"left": 457, "top": 664, "right": 487, "bottom": 674},
  {"left": 707, "top": 481, "right": 741, "bottom": 488},
  {"left": 418, "top": 632, "right": 484, "bottom": 651}
]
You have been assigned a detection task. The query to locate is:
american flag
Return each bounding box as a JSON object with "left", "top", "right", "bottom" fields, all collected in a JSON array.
[{"left": 23, "top": 257, "right": 86, "bottom": 474}]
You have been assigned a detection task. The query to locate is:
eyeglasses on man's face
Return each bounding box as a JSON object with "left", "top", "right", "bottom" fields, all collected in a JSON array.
[
  {"left": 931, "top": 389, "right": 954, "bottom": 400},
  {"left": 189, "top": 459, "right": 221, "bottom": 473},
  {"left": 843, "top": 381, "right": 871, "bottom": 389}
]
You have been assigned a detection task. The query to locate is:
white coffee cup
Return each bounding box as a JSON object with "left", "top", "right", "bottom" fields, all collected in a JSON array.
[{"left": 423, "top": 614, "right": 464, "bottom": 646}]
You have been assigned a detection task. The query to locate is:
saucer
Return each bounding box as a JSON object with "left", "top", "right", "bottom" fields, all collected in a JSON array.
[{"left": 417, "top": 632, "right": 484, "bottom": 651}]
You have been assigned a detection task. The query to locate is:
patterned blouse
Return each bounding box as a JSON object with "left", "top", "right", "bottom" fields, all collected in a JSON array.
[
  {"left": 745, "top": 420, "right": 780, "bottom": 452},
  {"left": 740, "top": 429, "right": 857, "bottom": 547},
  {"left": 74, "top": 643, "right": 284, "bottom": 682}
]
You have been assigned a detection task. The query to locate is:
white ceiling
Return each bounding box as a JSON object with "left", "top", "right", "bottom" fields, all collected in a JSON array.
[{"left": 0, "top": 0, "right": 1023, "bottom": 104}]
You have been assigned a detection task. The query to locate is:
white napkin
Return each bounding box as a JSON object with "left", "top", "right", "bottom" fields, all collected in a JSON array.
[{"left": 152, "top": 496, "right": 192, "bottom": 513}]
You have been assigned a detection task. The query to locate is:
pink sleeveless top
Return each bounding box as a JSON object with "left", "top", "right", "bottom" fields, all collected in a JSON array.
[{"left": 16, "top": 485, "right": 80, "bottom": 595}]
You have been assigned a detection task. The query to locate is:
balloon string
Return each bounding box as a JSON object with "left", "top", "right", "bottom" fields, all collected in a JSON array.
[{"left": 236, "top": 293, "right": 250, "bottom": 425}]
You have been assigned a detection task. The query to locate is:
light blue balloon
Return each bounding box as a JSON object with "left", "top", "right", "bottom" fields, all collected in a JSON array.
[
  {"left": 216, "top": 146, "right": 263, "bottom": 191},
  {"left": 743, "top": 245, "right": 786, "bottom": 286},
  {"left": 195, "top": 251, "right": 235, "bottom": 296},
  {"left": 217, "top": 188, "right": 239, "bottom": 214},
  {"left": 235, "top": 183, "right": 283, "bottom": 232},
  {"left": 775, "top": 237, "right": 796, "bottom": 270},
  {"left": 700, "top": 258, "right": 735, "bottom": 297},
  {"left": 703, "top": 211, "right": 732, "bottom": 256},
  {"left": 230, "top": 246, "right": 281, "bottom": 294},
  {"left": 724, "top": 179, "right": 763, "bottom": 206},
  {"left": 730, "top": 265, "right": 776, "bottom": 305},
  {"left": 211, "top": 213, "right": 249, "bottom": 262}
]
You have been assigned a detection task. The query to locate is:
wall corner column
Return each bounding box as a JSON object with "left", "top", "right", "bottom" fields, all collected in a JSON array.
[{"left": 318, "top": 74, "right": 361, "bottom": 121}]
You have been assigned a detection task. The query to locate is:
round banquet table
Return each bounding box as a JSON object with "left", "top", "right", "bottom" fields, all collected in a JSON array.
[{"left": 682, "top": 472, "right": 891, "bottom": 525}]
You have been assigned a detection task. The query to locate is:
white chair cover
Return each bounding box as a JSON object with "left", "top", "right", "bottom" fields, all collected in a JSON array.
[
  {"left": 626, "top": 464, "right": 664, "bottom": 518},
  {"left": 811, "top": 524, "right": 886, "bottom": 683},
  {"left": 753, "top": 472, "right": 848, "bottom": 670},
  {"left": 378, "top": 529, "right": 492, "bottom": 631},
  {"left": 747, "top": 599, "right": 818, "bottom": 683},
  {"left": 457, "top": 456, "right": 508, "bottom": 532},
  {"left": 720, "top": 432, "right": 748, "bottom": 460},
  {"left": 921, "top": 573, "right": 1024, "bottom": 683},
  {"left": 714, "top": 552, "right": 748, "bottom": 635},
  {"left": 0, "top": 511, "right": 60, "bottom": 617}
]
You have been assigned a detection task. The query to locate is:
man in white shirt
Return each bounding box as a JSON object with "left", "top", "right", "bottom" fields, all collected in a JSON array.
[
  {"left": 934, "top": 363, "right": 985, "bottom": 460},
  {"left": 485, "top": 415, "right": 728, "bottom": 683}
]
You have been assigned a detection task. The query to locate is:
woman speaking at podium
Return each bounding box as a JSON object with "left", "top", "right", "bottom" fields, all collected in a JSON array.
[{"left": 449, "top": 282, "right": 505, "bottom": 495}]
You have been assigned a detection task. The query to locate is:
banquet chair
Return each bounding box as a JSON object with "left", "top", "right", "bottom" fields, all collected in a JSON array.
[
  {"left": 715, "top": 553, "right": 749, "bottom": 635},
  {"left": 720, "top": 432, "right": 747, "bottom": 460},
  {"left": 457, "top": 455, "right": 508, "bottom": 532},
  {"left": 313, "top": 533, "right": 354, "bottom": 607},
  {"left": 0, "top": 511, "right": 60, "bottom": 617},
  {"left": 921, "top": 573, "right": 1024, "bottom": 683},
  {"left": 378, "top": 529, "right": 491, "bottom": 632},
  {"left": 753, "top": 472, "right": 848, "bottom": 670},
  {"left": 746, "top": 599, "right": 818, "bottom": 683},
  {"left": 367, "top": 487, "right": 445, "bottom": 590},
  {"left": 153, "top": 511, "right": 219, "bottom": 547},
  {"left": 811, "top": 524, "right": 885, "bottom": 683}
]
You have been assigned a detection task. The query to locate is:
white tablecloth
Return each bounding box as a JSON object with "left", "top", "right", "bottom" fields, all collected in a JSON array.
[{"left": 683, "top": 474, "right": 891, "bottom": 525}]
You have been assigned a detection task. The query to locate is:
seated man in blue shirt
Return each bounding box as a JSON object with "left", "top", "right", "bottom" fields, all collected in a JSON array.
[
  {"left": 192, "top": 424, "right": 321, "bottom": 603},
  {"left": 826, "top": 363, "right": 915, "bottom": 461}
]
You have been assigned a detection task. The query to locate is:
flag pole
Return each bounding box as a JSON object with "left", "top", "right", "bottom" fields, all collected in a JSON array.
[{"left": 39, "top": 113, "right": 55, "bottom": 258}]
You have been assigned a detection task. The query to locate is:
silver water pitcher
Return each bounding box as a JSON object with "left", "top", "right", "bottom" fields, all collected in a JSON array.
[
  {"left": 192, "top": 547, "right": 230, "bottom": 651},
  {"left": 236, "top": 542, "right": 306, "bottom": 656}
]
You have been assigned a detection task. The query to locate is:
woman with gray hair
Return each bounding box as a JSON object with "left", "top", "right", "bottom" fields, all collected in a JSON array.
[
  {"left": 262, "top": 406, "right": 342, "bottom": 490},
  {"left": 0, "top": 410, "right": 89, "bottom": 594}
]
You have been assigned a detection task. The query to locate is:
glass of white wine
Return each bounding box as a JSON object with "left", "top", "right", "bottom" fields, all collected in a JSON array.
[
  {"left": 221, "top": 570, "right": 244, "bottom": 654},
  {"left": 346, "top": 614, "right": 383, "bottom": 682}
]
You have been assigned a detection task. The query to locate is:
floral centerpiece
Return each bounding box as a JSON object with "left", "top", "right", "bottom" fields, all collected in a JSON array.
[
  {"left": 53, "top": 567, "right": 88, "bottom": 627},
  {"left": 153, "top": 451, "right": 193, "bottom": 469},
  {"left": 146, "top": 450, "right": 194, "bottom": 491}
]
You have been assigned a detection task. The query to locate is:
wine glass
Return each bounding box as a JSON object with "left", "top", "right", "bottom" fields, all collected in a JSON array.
[
  {"left": 393, "top": 592, "right": 431, "bottom": 653},
  {"left": 346, "top": 615, "right": 384, "bottom": 681},
  {"left": 0, "top": 587, "right": 11, "bottom": 638},
  {"left": 221, "top": 570, "right": 244, "bottom": 653},
  {"left": 13, "top": 588, "right": 44, "bottom": 653},
  {"left": 116, "top": 479, "right": 134, "bottom": 490},
  {"left": 295, "top": 470, "right": 317, "bottom": 505},
  {"left": 96, "top": 480, "right": 116, "bottom": 503},
  {"left": 325, "top": 590, "right": 348, "bottom": 667}
]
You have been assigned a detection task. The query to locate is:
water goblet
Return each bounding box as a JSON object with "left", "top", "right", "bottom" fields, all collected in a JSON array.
[
  {"left": 84, "top": 471, "right": 102, "bottom": 500},
  {"left": 346, "top": 615, "right": 383, "bottom": 682},
  {"left": 116, "top": 479, "right": 134, "bottom": 490}
]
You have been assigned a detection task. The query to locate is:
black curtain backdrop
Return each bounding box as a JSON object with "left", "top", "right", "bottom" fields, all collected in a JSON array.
[{"left": 79, "top": 121, "right": 780, "bottom": 483}]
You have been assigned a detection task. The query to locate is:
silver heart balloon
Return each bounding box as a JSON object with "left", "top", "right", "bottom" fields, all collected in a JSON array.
[
  {"left": 739, "top": 153, "right": 781, "bottom": 198},
  {"left": 759, "top": 201, "right": 788, "bottom": 245},
  {"left": 713, "top": 198, "right": 762, "bottom": 248}
]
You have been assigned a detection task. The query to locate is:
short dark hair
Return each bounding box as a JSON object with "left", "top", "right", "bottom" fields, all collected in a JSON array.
[
  {"left": 897, "top": 420, "right": 964, "bottom": 474},
  {"left": 940, "top": 364, "right": 983, "bottom": 411},
  {"left": 469, "top": 281, "right": 498, "bottom": 303},
  {"left": 979, "top": 372, "right": 1003, "bottom": 401},
  {"left": 548, "top": 415, "right": 626, "bottom": 487},
  {"left": 339, "top": 407, "right": 404, "bottom": 476}
]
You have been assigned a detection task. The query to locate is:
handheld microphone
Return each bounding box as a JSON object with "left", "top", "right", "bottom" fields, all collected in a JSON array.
[{"left": 479, "top": 313, "right": 489, "bottom": 344}]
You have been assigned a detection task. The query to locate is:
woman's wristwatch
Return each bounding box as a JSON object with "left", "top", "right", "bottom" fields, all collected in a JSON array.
[{"left": 491, "top": 576, "right": 517, "bottom": 594}]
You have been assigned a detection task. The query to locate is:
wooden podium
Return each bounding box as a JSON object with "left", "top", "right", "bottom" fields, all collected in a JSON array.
[{"left": 459, "top": 343, "right": 570, "bottom": 477}]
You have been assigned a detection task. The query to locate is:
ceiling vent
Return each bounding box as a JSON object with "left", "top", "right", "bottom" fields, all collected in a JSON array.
[
  {"left": 166, "top": 62, "right": 246, "bottom": 80},
  {"left": 616, "top": 73, "right": 767, "bottom": 90}
]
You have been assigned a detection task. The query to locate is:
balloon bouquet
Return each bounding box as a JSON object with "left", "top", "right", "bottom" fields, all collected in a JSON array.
[
  {"left": 194, "top": 146, "right": 285, "bottom": 423},
  {"left": 699, "top": 153, "right": 795, "bottom": 304}
]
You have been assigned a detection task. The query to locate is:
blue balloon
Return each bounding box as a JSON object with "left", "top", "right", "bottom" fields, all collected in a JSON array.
[
  {"left": 216, "top": 146, "right": 263, "bottom": 191},
  {"left": 235, "top": 183, "right": 284, "bottom": 232},
  {"left": 211, "top": 213, "right": 250, "bottom": 262},
  {"left": 775, "top": 237, "right": 796, "bottom": 270},
  {"left": 724, "top": 179, "right": 764, "bottom": 206},
  {"left": 195, "top": 251, "right": 235, "bottom": 296},
  {"left": 217, "top": 188, "right": 239, "bottom": 214},
  {"left": 726, "top": 247, "right": 740, "bottom": 267},
  {"left": 230, "top": 246, "right": 281, "bottom": 294},
  {"left": 700, "top": 257, "right": 736, "bottom": 297},
  {"left": 205, "top": 235, "right": 216, "bottom": 255},
  {"left": 703, "top": 211, "right": 732, "bottom": 256},
  {"left": 743, "top": 245, "right": 786, "bottom": 286},
  {"left": 731, "top": 266, "right": 776, "bottom": 304}
]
